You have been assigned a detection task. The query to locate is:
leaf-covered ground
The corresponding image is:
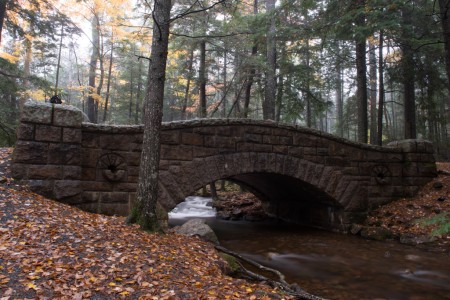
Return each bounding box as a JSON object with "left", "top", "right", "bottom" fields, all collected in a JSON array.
[
  {"left": 0, "top": 148, "right": 290, "bottom": 299},
  {"left": 366, "top": 162, "right": 450, "bottom": 250}
]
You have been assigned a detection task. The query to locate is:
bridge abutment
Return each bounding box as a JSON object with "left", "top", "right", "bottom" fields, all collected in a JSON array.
[{"left": 12, "top": 101, "right": 437, "bottom": 231}]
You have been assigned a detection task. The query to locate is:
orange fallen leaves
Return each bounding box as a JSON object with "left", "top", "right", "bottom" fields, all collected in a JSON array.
[{"left": 0, "top": 154, "right": 287, "bottom": 300}]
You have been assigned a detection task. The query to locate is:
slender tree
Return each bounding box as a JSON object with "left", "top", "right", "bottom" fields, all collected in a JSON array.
[
  {"left": 128, "top": 0, "right": 172, "bottom": 231},
  {"left": 263, "top": 0, "right": 276, "bottom": 120}
]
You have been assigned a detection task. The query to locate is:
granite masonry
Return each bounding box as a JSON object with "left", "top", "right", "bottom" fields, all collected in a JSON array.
[{"left": 12, "top": 101, "right": 437, "bottom": 230}]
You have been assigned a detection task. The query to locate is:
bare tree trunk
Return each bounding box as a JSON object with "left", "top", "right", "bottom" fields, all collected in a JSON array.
[
  {"left": 54, "top": 24, "right": 64, "bottom": 96},
  {"left": 369, "top": 39, "right": 377, "bottom": 144},
  {"left": 181, "top": 46, "right": 194, "bottom": 120},
  {"left": 222, "top": 44, "right": 228, "bottom": 117},
  {"left": 377, "top": 31, "right": 385, "bottom": 145},
  {"left": 0, "top": 0, "right": 7, "bottom": 45},
  {"left": 128, "top": 0, "right": 172, "bottom": 231},
  {"left": 263, "top": 0, "right": 276, "bottom": 120},
  {"left": 439, "top": 0, "right": 450, "bottom": 90},
  {"left": 129, "top": 66, "right": 134, "bottom": 123},
  {"left": 103, "top": 39, "right": 114, "bottom": 123},
  {"left": 355, "top": 0, "right": 368, "bottom": 143},
  {"left": 135, "top": 56, "right": 143, "bottom": 124},
  {"left": 402, "top": 6, "right": 416, "bottom": 139},
  {"left": 243, "top": 0, "right": 258, "bottom": 118},
  {"left": 305, "top": 39, "right": 312, "bottom": 128},
  {"left": 87, "top": 15, "right": 100, "bottom": 123},
  {"left": 336, "top": 51, "right": 344, "bottom": 137},
  {"left": 199, "top": 40, "right": 207, "bottom": 118},
  {"left": 21, "top": 37, "right": 32, "bottom": 110}
]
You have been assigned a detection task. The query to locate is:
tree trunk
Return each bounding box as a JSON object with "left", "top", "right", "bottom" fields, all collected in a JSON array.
[
  {"left": 402, "top": 6, "right": 416, "bottom": 139},
  {"left": 305, "top": 39, "right": 312, "bottom": 128},
  {"left": 369, "top": 39, "right": 377, "bottom": 144},
  {"left": 181, "top": 46, "right": 194, "bottom": 120},
  {"left": 21, "top": 37, "right": 32, "bottom": 111},
  {"left": 222, "top": 44, "right": 228, "bottom": 117},
  {"left": 136, "top": 56, "right": 143, "bottom": 124},
  {"left": 243, "top": 0, "right": 258, "bottom": 119},
  {"left": 355, "top": 0, "right": 368, "bottom": 144},
  {"left": 263, "top": 0, "right": 276, "bottom": 120},
  {"left": 129, "top": 66, "right": 134, "bottom": 123},
  {"left": 54, "top": 24, "right": 64, "bottom": 96},
  {"left": 0, "top": 0, "right": 7, "bottom": 45},
  {"left": 128, "top": 0, "right": 172, "bottom": 231},
  {"left": 199, "top": 39, "right": 207, "bottom": 118},
  {"left": 103, "top": 40, "right": 114, "bottom": 123},
  {"left": 376, "top": 31, "right": 385, "bottom": 146},
  {"left": 87, "top": 15, "right": 100, "bottom": 123},
  {"left": 335, "top": 52, "right": 344, "bottom": 137},
  {"left": 439, "top": 0, "right": 450, "bottom": 90}
]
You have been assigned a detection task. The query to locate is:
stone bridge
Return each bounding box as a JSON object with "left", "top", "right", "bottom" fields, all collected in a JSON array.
[{"left": 12, "top": 101, "right": 437, "bottom": 230}]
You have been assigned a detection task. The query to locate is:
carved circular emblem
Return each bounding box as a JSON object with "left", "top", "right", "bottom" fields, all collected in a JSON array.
[
  {"left": 97, "top": 153, "right": 127, "bottom": 182},
  {"left": 372, "top": 165, "right": 392, "bottom": 185}
]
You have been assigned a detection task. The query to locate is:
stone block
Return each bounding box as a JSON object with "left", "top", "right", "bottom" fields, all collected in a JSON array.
[
  {"left": 114, "top": 183, "right": 137, "bottom": 192},
  {"left": 81, "top": 181, "right": 113, "bottom": 192},
  {"left": 325, "top": 156, "right": 346, "bottom": 167},
  {"left": 97, "top": 203, "right": 129, "bottom": 216},
  {"left": 100, "top": 134, "right": 131, "bottom": 151},
  {"left": 193, "top": 146, "right": 218, "bottom": 158},
  {"left": 53, "top": 104, "right": 83, "bottom": 127},
  {"left": 100, "top": 192, "right": 129, "bottom": 203},
  {"left": 82, "top": 191, "right": 100, "bottom": 203},
  {"left": 81, "top": 168, "right": 97, "bottom": 181},
  {"left": 161, "top": 145, "right": 193, "bottom": 160},
  {"left": 204, "top": 136, "right": 235, "bottom": 149},
  {"left": 21, "top": 101, "right": 52, "bottom": 124},
  {"left": 63, "top": 166, "right": 82, "bottom": 180},
  {"left": 82, "top": 132, "right": 100, "bottom": 148},
  {"left": 193, "top": 127, "right": 216, "bottom": 135},
  {"left": 25, "top": 179, "right": 54, "bottom": 198},
  {"left": 317, "top": 148, "right": 328, "bottom": 156},
  {"left": 181, "top": 132, "right": 203, "bottom": 145},
  {"left": 54, "top": 180, "right": 81, "bottom": 199},
  {"left": 13, "top": 141, "right": 48, "bottom": 164},
  {"left": 81, "top": 148, "right": 100, "bottom": 167},
  {"left": 254, "top": 144, "right": 272, "bottom": 152},
  {"left": 216, "top": 126, "right": 231, "bottom": 136},
  {"left": 16, "top": 123, "right": 34, "bottom": 140},
  {"left": 245, "top": 126, "right": 272, "bottom": 135},
  {"left": 244, "top": 133, "right": 262, "bottom": 143},
  {"left": 236, "top": 142, "right": 253, "bottom": 152},
  {"left": 127, "top": 152, "right": 141, "bottom": 166},
  {"left": 273, "top": 145, "right": 288, "bottom": 154},
  {"left": 288, "top": 147, "right": 303, "bottom": 158},
  {"left": 63, "top": 128, "right": 82, "bottom": 143},
  {"left": 48, "top": 143, "right": 81, "bottom": 165},
  {"left": 35, "top": 125, "right": 61, "bottom": 142},
  {"left": 161, "top": 131, "right": 180, "bottom": 144},
  {"left": 279, "top": 136, "right": 293, "bottom": 145},
  {"left": 28, "top": 165, "right": 62, "bottom": 180},
  {"left": 263, "top": 135, "right": 280, "bottom": 144},
  {"left": 11, "top": 163, "right": 28, "bottom": 179},
  {"left": 293, "top": 134, "right": 316, "bottom": 147}
]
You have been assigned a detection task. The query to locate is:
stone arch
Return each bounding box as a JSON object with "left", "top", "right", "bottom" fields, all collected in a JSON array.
[{"left": 157, "top": 152, "right": 360, "bottom": 228}]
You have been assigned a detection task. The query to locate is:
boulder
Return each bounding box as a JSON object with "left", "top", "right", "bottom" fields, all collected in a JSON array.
[
  {"left": 399, "top": 234, "right": 437, "bottom": 246},
  {"left": 175, "top": 218, "right": 219, "bottom": 244}
]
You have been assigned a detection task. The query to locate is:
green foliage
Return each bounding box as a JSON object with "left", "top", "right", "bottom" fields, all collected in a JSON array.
[{"left": 416, "top": 213, "right": 450, "bottom": 236}]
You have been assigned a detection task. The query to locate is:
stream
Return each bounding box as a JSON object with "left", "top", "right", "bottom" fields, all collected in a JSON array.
[{"left": 169, "top": 196, "right": 450, "bottom": 300}]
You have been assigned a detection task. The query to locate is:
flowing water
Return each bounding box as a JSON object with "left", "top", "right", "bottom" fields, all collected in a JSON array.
[{"left": 169, "top": 196, "right": 450, "bottom": 300}]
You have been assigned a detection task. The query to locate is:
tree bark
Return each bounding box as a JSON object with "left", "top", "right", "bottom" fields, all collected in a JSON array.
[
  {"left": 136, "top": 56, "right": 143, "bottom": 124},
  {"left": 263, "top": 0, "right": 276, "bottom": 120},
  {"left": 243, "top": 0, "right": 258, "bottom": 119},
  {"left": 21, "top": 37, "right": 32, "bottom": 110},
  {"left": 199, "top": 40, "right": 207, "bottom": 118},
  {"left": 439, "top": 0, "right": 450, "bottom": 90},
  {"left": 376, "top": 31, "right": 385, "bottom": 145},
  {"left": 103, "top": 40, "right": 114, "bottom": 123},
  {"left": 181, "top": 46, "right": 194, "bottom": 120},
  {"left": 355, "top": 0, "right": 368, "bottom": 143},
  {"left": 54, "top": 24, "right": 64, "bottom": 96},
  {"left": 128, "top": 0, "right": 172, "bottom": 231},
  {"left": 0, "top": 0, "right": 7, "bottom": 45},
  {"left": 335, "top": 49, "right": 344, "bottom": 137},
  {"left": 87, "top": 15, "right": 100, "bottom": 123},
  {"left": 401, "top": 6, "right": 416, "bottom": 139},
  {"left": 369, "top": 39, "right": 377, "bottom": 144}
]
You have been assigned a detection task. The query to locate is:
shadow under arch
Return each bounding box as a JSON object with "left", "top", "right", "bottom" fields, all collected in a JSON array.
[{"left": 158, "top": 152, "right": 353, "bottom": 231}]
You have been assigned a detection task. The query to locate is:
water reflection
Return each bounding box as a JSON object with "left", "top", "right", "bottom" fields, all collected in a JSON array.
[{"left": 169, "top": 197, "right": 450, "bottom": 300}]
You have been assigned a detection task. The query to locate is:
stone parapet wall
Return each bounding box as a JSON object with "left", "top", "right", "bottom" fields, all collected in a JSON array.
[{"left": 12, "top": 101, "right": 437, "bottom": 229}]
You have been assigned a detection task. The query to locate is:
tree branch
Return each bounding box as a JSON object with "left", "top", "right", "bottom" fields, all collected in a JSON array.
[
  {"left": 170, "top": 0, "right": 227, "bottom": 22},
  {"left": 215, "top": 245, "right": 327, "bottom": 300},
  {"left": 170, "top": 31, "right": 251, "bottom": 39}
]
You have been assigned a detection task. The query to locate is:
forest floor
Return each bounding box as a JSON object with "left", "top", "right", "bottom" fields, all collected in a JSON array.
[{"left": 0, "top": 148, "right": 292, "bottom": 299}]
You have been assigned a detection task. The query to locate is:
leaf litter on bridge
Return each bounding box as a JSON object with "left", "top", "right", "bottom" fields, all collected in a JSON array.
[{"left": 0, "top": 148, "right": 291, "bottom": 299}]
